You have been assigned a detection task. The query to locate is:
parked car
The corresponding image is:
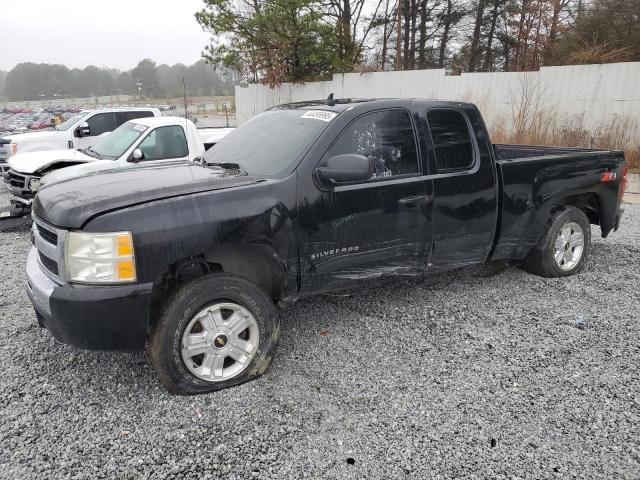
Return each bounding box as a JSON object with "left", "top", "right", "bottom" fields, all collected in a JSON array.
[
  {"left": 0, "top": 107, "right": 161, "bottom": 169},
  {"left": 4, "top": 118, "right": 232, "bottom": 214},
  {"left": 25, "top": 98, "right": 627, "bottom": 394}
]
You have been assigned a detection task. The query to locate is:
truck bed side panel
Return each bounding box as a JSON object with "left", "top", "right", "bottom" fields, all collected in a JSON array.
[{"left": 492, "top": 150, "right": 625, "bottom": 261}]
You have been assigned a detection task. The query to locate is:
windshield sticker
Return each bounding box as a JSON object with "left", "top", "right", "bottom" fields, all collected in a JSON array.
[
  {"left": 133, "top": 124, "right": 148, "bottom": 132},
  {"left": 301, "top": 110, "right": 337, "bottom": 122}
]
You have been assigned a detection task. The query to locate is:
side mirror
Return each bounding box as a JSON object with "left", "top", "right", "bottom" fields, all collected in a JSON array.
[
  {"left": 316, "top": 154, "right": 372, "bottom": 184},
  {"left": 76, "top": 121, "right": 90, "bottom": 137},
  {"left": 129, "top": 148, "right": 145, "bottom": 162}
]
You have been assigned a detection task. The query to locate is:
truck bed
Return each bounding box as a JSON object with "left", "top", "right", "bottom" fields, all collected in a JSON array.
[
  {"left": 494, "top": 143, "right": 601, "bottom": 160},
  {"left": 491, "top": 144, "right": 625, "bottom": 262}
]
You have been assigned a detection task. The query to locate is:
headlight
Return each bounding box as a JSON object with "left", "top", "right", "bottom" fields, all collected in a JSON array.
[
  {"left": 65, "top": 231, "right": 136, "bottom": 284},
  {"left": 28, "top": 178, "right": 41, "bottom": 192},
  {"left": 9, "top": 143, "right": 17, "bottom": 155}
]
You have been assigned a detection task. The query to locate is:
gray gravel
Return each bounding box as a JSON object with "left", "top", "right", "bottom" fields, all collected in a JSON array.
[{"left": 0, "top": 189, "right": 639, "bottom": 479}]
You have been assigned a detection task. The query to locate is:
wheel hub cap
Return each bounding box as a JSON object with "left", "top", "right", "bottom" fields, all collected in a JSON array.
[
  {"left": 553, "top": 221, "right": 585, "bottom": 271},
  {"left": 213, "top": 334, "right": 228, "bottom": 348},
  {"left": 181, "top": 302, "right": 260, "bottom": 382}
]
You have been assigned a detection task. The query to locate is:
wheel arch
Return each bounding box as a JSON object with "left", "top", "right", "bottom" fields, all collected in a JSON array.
[
  {"left": 550, "top": 192, "right": 600, "bottom": 223},
  {"left": 147, "top": 244, "right": 289, "bottom": 333}
]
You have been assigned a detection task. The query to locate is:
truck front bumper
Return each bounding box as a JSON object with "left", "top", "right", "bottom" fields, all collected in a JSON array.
[{"left": 25, "top": 247, "right": 154, "bottom": 351}]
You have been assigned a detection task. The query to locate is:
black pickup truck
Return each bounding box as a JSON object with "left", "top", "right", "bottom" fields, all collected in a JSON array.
[{"left": 26, "top": 99, "right": 627, "bottom": 394}]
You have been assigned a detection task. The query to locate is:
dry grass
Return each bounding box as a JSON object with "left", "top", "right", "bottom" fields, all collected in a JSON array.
[
  {"left": 493, "top": 77, "right": 640, "bottom": 172},
  {"left": 492, "top": 113, "right": 640, "bottom": 172}
]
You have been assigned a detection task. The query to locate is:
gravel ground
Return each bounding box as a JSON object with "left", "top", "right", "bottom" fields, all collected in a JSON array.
[{"left": 0, "top": 188, "right": 639, "bottom": 479}]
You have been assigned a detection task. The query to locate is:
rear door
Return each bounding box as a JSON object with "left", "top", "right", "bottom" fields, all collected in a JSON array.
[
  {"left": 298, "top": 107, "right": 435, "bottom": 293},
  {"left": 424, "top": 106, "right": 498, "bottom": 267}
]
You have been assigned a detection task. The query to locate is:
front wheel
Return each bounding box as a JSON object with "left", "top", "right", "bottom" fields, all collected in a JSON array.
[
  {"left": 148, "top": 273, "right": 280, "bottom": 394},
  {"left": 524, "top": 206, "right": 591, "bottom": 278}
]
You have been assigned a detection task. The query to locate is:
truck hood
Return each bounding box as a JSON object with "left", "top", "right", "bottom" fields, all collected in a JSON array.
[
  {"left": 6, "top": 130, "right": 63, "bottom": 143},
  {"left": 42, "top": 159, "right": 127, "bottom": 186},
  {"left": 33, "top": 163, "right": 257, "bottom": 229},
  {"left": 8, "top": 149, "right": 93, "bottom": 174},
  {"left": 41, "top": 159, "right": 189, "bottom": 186}
]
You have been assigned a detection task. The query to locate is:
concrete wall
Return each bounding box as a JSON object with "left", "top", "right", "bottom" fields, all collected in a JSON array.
[{"left": 235, "top": 62, "right": 640, "bottom": 140}]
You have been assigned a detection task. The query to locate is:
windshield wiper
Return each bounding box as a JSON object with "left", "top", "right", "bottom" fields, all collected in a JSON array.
[{"left": 207, "top": 162, "right": 248, "bottom": 176}]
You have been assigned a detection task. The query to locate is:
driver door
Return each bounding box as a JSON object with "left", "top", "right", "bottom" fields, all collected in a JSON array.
[{"left": 297, "top": 108, "right": 434, "bottom": 294}]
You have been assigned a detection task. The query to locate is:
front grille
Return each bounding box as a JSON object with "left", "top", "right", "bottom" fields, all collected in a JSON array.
[
  {"left": 37, "top": 225, "right": 58, "bottom": 245},
  {"left": 33, "top": 215, "right": 66, "bottom": 282},
  {"left": 39, "top": 252, "right": 59, "bottom": 275},
  {"left": 8, "top": 171, "right": 25, "bottom": 188}
]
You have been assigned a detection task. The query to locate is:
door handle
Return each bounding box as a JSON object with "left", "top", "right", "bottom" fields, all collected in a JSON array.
[{"left": 398, "top": 195, "right": 433, "bottom": 208}]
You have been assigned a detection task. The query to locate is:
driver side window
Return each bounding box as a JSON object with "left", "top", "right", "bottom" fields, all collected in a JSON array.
[
  {"left": 323, "top": 109, "right": 420, "bottom": 181},
  {"left": 137, "top": 126, "right": 188, "bottom": 161}
]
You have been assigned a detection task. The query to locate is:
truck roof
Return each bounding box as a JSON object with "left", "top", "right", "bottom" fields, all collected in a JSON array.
[
  {"left": 128, "top": 116, "right": 192, "bottom": 128},
  {"left": 84, "top": 107, "right": 162, "bottom": 114},
  {"left": 270, "top": 98, "right": 476, "bottom": 113}
]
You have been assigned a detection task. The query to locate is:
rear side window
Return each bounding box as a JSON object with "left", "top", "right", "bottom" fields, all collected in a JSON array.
[
  {"left": 86, "top": 112, "right": 118, "bottom": 136},
  {"left": 125, "top": 111, "right": 154, "bottom": 122},
  {"left": 137, "top": 126, "right": 188, "bottom": 160},
  {"left": 427, "top": 109, "right": 474, "bottom": 171},
  {"left": 324, "top": 109, "right": 419, "bottom": 181}
]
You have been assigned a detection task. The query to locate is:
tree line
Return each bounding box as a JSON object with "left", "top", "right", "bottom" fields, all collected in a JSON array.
[
  {"left": 1, "top": 59, "right": 235, "bottom": 101},
  {"left": 196, "top": 0, "right": 640, "bottom": 84}
]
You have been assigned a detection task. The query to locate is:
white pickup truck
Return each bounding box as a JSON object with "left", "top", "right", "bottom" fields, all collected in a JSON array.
[
  {"left": 4, "top": 117, "right": 233, "bottom": 213},
  {"left": 0, "top": 107, "right": 162, "bottom": 174}
]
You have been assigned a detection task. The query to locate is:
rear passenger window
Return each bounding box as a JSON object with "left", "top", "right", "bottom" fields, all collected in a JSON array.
[
  {"left": 324, "top": 109, "right": 419, "bottom": 181},
  {"left": 427, "top": 109, "right": 474, "bottom": 171}
]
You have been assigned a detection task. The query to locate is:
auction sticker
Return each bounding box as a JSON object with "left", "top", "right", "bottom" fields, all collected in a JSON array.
[{"left": 301, "top": 110, "right": 337, "bottom": 122}]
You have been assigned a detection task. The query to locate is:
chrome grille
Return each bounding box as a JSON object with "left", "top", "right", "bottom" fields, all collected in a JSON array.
[
  {"left": 8, "top": 171, "right": 25, "bottom": 188},
  {"left": 39, "top": 252, "right": 59, "bottom": 275},
  {"left": 32, "top": 215, "right": 67, "bottom": 283},
  {"left": 36, "top": 224, "right": 58, "bottom": 245}
]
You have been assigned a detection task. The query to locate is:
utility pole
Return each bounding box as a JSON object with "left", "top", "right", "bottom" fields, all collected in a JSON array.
[
  {"left": 183, "top": 77, "right": 188, "bottom": 120},
  {"left": 395, "top": 0, "right": 402, "bottom": 70}
]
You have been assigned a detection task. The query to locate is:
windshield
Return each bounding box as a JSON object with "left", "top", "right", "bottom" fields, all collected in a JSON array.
[
  {"left": 55, "top": 113, "right": 85, "bottom": 131},
  {"left": 90, "top": 122, "right": 147, "bottom": 159},
  {"left": 204, "top": 110, "right": 334, "bottom": 176}
]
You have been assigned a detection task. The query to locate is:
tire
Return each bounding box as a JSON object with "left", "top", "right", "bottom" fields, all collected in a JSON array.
[
  {"left": 524, "top": 205, "right": 591, "bottom": 278},
  {"left": 148, "top": 273, "right": 280, "bottom": 394}
]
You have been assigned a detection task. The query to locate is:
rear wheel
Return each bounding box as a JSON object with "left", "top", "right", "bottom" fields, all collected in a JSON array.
[
  {"left": 524, "top": 206, "right": 591, "bottom": 278},
  {"left": 148, "top": 273, "right": 280, "bottom": 394}
]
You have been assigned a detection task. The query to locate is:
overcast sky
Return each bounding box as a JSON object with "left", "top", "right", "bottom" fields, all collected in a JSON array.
[{"left": 0, "top": 0, "right": 212, "bottom": 72}]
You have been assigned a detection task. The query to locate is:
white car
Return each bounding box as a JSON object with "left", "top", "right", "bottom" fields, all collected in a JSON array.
[
  {"left": 5, "top": 117, "right": 233, "bottom": 207},
  {"left": 0, "top": 107, "right": 162, "bottom": 173}
]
